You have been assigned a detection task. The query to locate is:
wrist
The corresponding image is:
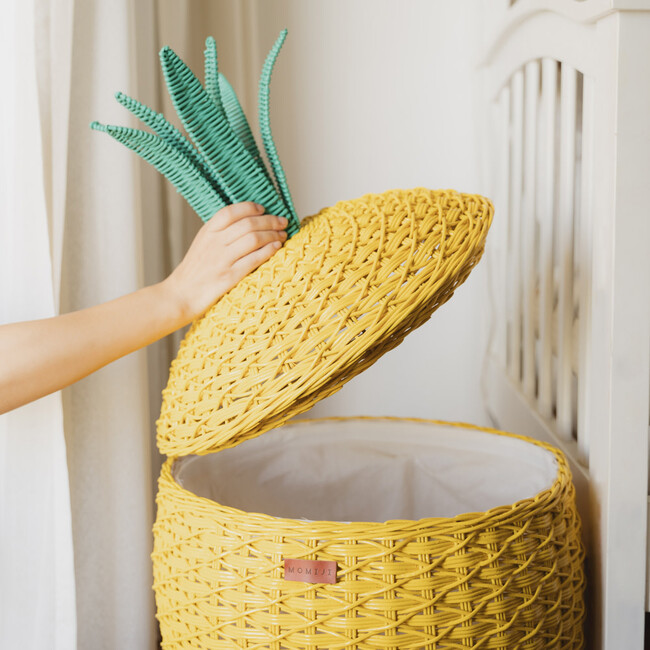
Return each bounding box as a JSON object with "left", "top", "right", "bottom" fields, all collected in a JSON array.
[{"left": 155, "top": 277, "right": 195, "bottom": 330}]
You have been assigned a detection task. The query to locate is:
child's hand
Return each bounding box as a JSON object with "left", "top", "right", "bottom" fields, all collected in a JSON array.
[
  {"left": 0, "top": 201, "right": 289, "bottom": 413},
  {"left": 162, "top": 202, "right": 288, "bottom": 324}
]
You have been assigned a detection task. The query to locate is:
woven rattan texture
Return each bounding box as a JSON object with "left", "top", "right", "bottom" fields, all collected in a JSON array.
[
  {"left": 156, "top": 188, "right": 493, "bottom": 456},
  {"left": 92, "top": 32, "right": 300, "bottom": 234},
  {"left": 152, "top": 418, "right": 586, "bottom": 649}
]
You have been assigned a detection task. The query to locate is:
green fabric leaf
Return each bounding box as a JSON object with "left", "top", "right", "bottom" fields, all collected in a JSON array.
[
  {"left": 91, "top": 31, "right": 300, "bottom": 237},
  {"left": 160, "top": 45, "right": 285, "bottom": 216},
  {"left": 114, "top": 91, "right": 229, "bottom": 205},
  {"left": 90, "top": 122, "right": 226, "bottom": 222},
  {"left": 218, "top": 73, "right": 272, "bottom": 184},
  {"left": 258, "top": 29, "right": 299, "bottom": 236}
]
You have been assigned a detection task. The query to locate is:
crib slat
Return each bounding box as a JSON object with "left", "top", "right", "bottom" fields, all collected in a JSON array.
[
  {"left": 537, "top": 59, "right": 558, "bottom": 418},
  {"left": 493, "top": 85, "right": 511, "bottom": 366},
  {"left": 556, "top": 64, "right": 577, "bottom": 441},
  {"left": 576, "top": 74, "right": 593, "bottom": 466},
  {"left": 522, "top": 61, "right": 540, "bottom": 398},
  {"left": 507, "top": 70, "right": 524, "bottom": 381}
]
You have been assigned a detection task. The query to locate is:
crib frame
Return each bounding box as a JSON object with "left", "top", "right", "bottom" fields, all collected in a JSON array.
[{"left": 481, "top": 1, "right": 650, "bottom": 648}]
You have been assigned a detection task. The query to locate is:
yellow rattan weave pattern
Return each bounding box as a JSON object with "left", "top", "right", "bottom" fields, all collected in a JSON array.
[
  {"left": 152, "top": 417, "right": 586, "bottom": 649},
  {"left": 156, "top": 189, "right": 493, "bottom": 456}
]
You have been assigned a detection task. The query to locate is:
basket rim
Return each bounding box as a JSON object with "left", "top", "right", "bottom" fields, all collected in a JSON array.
[{"left": 160, "top": 416, "right": 573, "bottom": 536}]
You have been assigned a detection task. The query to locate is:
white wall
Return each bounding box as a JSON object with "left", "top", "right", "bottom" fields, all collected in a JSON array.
[{"left": 159, "top": 0, "right": 492, "bottom": 425}]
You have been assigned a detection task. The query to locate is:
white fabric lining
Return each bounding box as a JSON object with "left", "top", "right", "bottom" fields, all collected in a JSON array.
[{"left": 175, "top": 419, "right": 558, "bottom": 522}]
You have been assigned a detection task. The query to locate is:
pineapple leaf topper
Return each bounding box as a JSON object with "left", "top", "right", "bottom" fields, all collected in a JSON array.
[{"left": 91, "top": 29, "right": 299, "bottom": 237}]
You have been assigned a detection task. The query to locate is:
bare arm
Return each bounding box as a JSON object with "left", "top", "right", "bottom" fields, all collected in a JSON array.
[{"left": 0, "top": 202, "right": 287, "bottom": 414}]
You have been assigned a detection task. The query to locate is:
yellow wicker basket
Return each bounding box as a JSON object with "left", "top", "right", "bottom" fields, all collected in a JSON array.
[
  {"left": 152, "top": 188, "right": 585, "bottom": 648},
  {"left": 153, "top": 418, "right": 585, "bottom": 649}
]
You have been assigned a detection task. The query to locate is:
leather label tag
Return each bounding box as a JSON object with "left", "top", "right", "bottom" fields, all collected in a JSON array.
[{"left": 284, "top": 559, "right": 337, "bottom": 584}]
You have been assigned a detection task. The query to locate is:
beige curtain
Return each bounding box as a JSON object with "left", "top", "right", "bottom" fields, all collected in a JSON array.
[
  {"left": 0, "top": 3, "right": 76, "bottom": 648},
  {"left": 60, "top": 0, "right": 178, "bottom": 647},
  {"left": 1, "top": 0, "right": 197, "bottom": 647}
]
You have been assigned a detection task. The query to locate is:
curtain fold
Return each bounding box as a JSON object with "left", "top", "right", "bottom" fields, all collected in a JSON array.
[
  {"left": 60, "top": 0, "right": 161, "bottom": 647},
  {"left": 2, "top": 0, "right": 180, "bottom": 647},
  {"left": 0, "top": 1, "right": 76, "bottom": 648},
  {"left": 34, "top": 0, "right": 74, "bottom": 306}
]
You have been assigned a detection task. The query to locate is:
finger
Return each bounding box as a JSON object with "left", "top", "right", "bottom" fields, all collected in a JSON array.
[
  {"left": 228, "top": 230, "right": 287, "bottom": 262},
  {"left": 230, "top": 240, "right": 282, "bottom": 281},
  {"left": 222, "top": 215, "right": 288, "bottom": 246},
  {"left": 207, "top": 202, "right": 265, "bottom": 231}
]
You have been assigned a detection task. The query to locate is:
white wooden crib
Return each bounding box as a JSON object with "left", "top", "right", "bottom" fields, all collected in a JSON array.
[{"left": 481, "top": 1, "right": 650, "bottom": 647}]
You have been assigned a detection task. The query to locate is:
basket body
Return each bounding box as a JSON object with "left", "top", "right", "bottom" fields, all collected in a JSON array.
[{"left": 152, "top": 418, "right": 585, "bottom": 649}]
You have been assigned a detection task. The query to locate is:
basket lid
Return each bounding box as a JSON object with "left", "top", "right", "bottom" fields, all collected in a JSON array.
[{"left": 156, "top": 187, "right": 493, "bottom": 456}]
